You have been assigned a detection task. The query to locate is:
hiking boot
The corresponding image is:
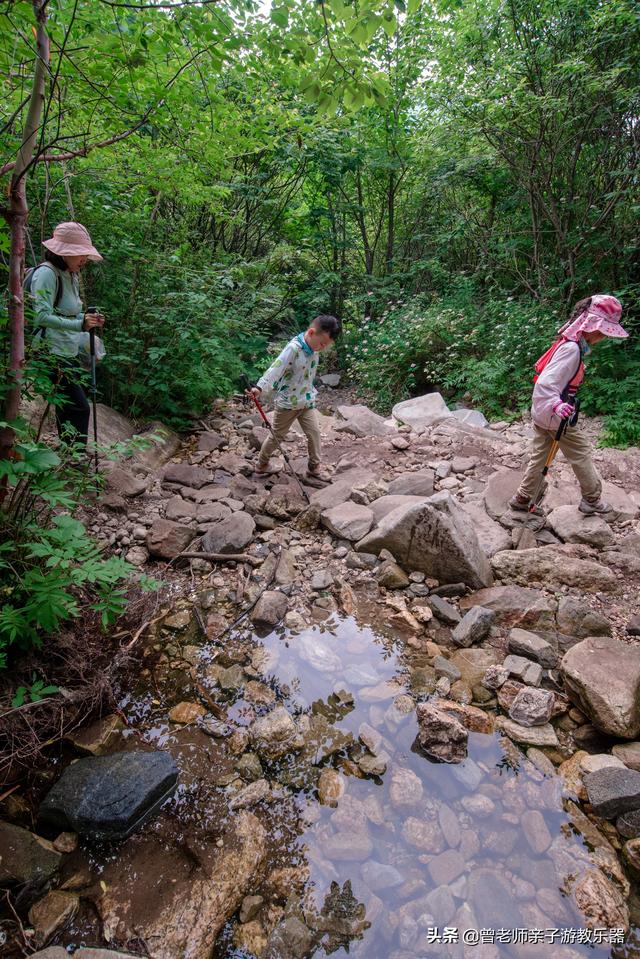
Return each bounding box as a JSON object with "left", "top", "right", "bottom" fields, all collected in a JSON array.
[
  {"left": 306, "top": 466, "right": 332, "bottom": 483},
  {"left": 579, "top": 498, "right": 613, "bottom": 515},
  {"left": 509, "top": 494, "right": 544, "bottom": 517},
  {"left": 254, "top": 462, "right": 279, "bottom": 476}
]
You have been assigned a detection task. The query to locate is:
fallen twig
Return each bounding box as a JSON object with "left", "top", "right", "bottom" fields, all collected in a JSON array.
[{"left": 169, "top": 551, "right": 263, "bottom": 567}]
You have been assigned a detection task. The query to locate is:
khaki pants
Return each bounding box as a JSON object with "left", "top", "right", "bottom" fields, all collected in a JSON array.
[
  {"left": 258, "top": 407, "right": 321, "bottom": 470},
  {"left": 517, "top": 423, "right": 602, "bottom": 502}
]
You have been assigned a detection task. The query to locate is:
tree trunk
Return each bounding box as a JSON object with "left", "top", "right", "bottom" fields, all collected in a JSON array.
[{"left": 0, "top": 1, "right": 50, "bottom": 469}]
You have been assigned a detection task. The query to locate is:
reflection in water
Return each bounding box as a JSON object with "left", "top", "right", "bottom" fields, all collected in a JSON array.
[{"left": 212, "top": 613, "right": 636, "bottom": 959}]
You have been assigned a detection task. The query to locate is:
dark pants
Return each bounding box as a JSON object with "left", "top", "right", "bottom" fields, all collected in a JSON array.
[{"left": 54, "top": 364, "right": 90, "bottom": 447}]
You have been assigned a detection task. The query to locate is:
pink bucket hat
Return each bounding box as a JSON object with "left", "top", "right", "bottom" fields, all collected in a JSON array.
[
  {"left": 42, "top": 222, "right": 103, "bottom": 262},
  {"left": 560, "top": 294, "right": 627, "bottom": 342}
]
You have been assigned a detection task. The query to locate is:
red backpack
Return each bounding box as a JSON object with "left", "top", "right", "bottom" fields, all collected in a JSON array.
[{"left": 533, "top": 336, "right": 584, "bottom": 390}]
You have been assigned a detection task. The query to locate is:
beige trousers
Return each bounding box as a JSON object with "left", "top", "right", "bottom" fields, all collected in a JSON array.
[
  {"left": 517, "top": 424, "right": 602, "bottom": 502},
  {"left": 258, "top": 407, "right": 321, "bottom": 469}
]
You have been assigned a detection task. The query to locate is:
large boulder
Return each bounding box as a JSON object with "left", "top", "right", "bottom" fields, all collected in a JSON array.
[
  {"left": 459, "top": 503, "right": 511, "bottom": 558},
  {"left": 321, "top": 502, "right": 374, "bottom": 542},
  {"left": 369, "top": 495, "right": 426, "bottom": 525},
  {"left": 0, "top": 822, "right": 61, "bottom": 886},
  {"left": 39, "top": 751, "right": 178, "bottom": 839},
  {"left": 387, "top": 469, "right": 435, "bottom": 497},
  {"left": 201, "top": 512, "right": 255, "bottom": 553},
  {"left": 335, "top": 404, "right": 394, "bottom": 438},
  {"left": 561, "top": 637, "right": 640, "bottom": 739},
  {"left": 546, "top": 505, "right": 615, "bottom": 548},
  {"left": 88, "top": 403, "right": 134, "bottom": 448},
  {"left": 392, "top": 392, "right": 452, "bottom": 429},
  {"left": 491, "top": 545, "right": 617, "bottom": 593},
  {"left": 357, "top": 492, "right": 492, "bottom": 589},
  {"left": 131, "top": 421, "right": 181, "bottom": 472},
  {"left": 146, "top": 519, "right": 195, "bottom": 559},
  {"left": 452, "top": 408, "right": 489, "bottom": 428}
]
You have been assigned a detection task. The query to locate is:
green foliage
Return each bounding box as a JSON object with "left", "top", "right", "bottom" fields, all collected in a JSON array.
[
  {"left": 344, "top": 290, "right": 554, "bottom": 415},
  {"left": 0, "top": 416, "right": 150, "bottom": 669},
  {"left": 11, "top": 674, "right": 60, "bottom": 709}
]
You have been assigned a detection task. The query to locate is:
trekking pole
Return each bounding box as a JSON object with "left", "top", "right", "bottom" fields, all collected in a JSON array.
[
  {"left": 89, "top": 327, "right": 99, "bottom": 476},
  {"left": 241, "top": 374, "right": 310, "bottom": 504}
]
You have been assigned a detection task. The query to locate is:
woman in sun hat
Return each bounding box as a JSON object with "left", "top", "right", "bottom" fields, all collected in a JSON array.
[
  {"left": 29, "top": 222, "right": 105, "bottom": 447},
  {"left": 510, "top": 294, "right": 628, "bottom": 516}
]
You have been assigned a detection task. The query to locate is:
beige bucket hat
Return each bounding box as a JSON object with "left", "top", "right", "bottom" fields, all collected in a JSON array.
[{"left": 42, "top": 222, "right": 103, "bottom": 261}]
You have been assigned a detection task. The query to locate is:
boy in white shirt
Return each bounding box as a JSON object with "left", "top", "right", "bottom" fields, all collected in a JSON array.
[{"left": 247, "top": 314, "right": 341, "bottom": 479}]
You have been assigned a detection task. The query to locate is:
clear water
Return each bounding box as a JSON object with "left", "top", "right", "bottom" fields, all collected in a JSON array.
[{"left": 207, "top": 612, "right": 639, "bottom": 959}]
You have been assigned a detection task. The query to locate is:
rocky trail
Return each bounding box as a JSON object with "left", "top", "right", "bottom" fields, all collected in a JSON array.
[{"left": 3, "top": 382, "right": 640, "bottom": 959}]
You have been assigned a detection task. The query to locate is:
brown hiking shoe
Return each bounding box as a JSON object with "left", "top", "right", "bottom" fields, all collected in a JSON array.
[
  {"left": 509, "top": 494, "right": 544, "bottom": 517},
  {"left": 306, "top": 466, "right": 332, "bottom": 483}
]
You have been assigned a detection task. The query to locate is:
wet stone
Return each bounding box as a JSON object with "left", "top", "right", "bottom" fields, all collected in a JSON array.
[
  {"left": 416, "top": 703, "right": 468, "bottom": 763},
  {"left": 39, "top": 751, "right": 178, "bottom": 840},
  {"left": 427, "top": 849, "right": 466, "bottom": 886},
  {"left": 389, "top": 767, "right": 424, "bottom": 809},
  {"left": 0, "top": 822, "right": 61, "bottom": 886},
  {"left": 322, "top": 831, "right": 374, "bottom": 862},
  {"left": 361, "top": 860, "right": 404, "bottom": 892}
]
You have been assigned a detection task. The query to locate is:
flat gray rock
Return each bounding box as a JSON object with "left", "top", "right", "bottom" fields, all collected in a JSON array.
[
  {"left": 39, "top": 751, "right": 178, "bottom": 839},
  {"left": 451, "top": 606, "right": 495, "bottom": 647},
  {"left": 387, "top": 469, "right": 435, "bottom": 497},
  {"left": 584, "top": 767, "right": 640, "bottom": 819},
  {"left": 162, "top": 463, "right": 211, "bottom": 489},
  {"left": 508, "top": 627, "right": 557, "bottom": 668},
  {"left": 201, "top": 511, "right": 255, "bottom": 553}
]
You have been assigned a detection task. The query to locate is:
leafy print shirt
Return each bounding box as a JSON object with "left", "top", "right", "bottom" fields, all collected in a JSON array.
[{"left": 256, "top": 333, "right": 319, "bottom": 410}]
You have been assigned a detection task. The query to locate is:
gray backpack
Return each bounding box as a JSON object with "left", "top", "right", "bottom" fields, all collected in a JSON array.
[{"left": 24, "top": 262, "right": 63, "bottom": 337}]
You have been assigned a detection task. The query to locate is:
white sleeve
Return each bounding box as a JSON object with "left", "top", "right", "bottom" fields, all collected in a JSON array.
[{"left": 531, "top": 341, "right": 581, "bottom": 429}]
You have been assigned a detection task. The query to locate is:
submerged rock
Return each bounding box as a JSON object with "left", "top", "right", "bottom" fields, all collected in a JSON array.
[
  {"left": 249, "top": 706, "right": 302, "bottom": 760},
  {"left": 39, "top": 751, "right": 178, "bottom": 840}
]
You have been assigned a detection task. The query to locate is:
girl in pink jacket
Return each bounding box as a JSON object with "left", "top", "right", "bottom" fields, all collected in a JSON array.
[{"left": 510, "top": 295, "right": 628, "bottom": 516}]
